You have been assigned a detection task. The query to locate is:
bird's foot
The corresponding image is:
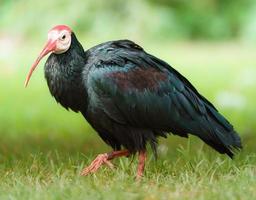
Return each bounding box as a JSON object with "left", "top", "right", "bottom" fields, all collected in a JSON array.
[
  {"left": 80, "top": 153, "right": 114, "bottom": 176},
  {"left": 136, "top": 151, "right": 146, "bottom": 181},
  {"left": 80, "top": 150, "right": 130, "bottom": 176}
]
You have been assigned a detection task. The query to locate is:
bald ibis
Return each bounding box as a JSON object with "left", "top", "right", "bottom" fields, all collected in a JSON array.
[{"left": 25, "top": 25, "right": 242, "bottom": 179}]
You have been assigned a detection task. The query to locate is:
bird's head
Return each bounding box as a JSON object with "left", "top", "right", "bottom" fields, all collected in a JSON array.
[{"left": 25, "top": 25, "right": 72, "bottom": 87}]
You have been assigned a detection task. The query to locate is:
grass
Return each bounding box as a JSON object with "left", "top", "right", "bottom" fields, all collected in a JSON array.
[
  {"left": 0, "top": 40, "right": 256, "bottom": 199},
  {"left": 0, "top": 135, "right": 255, "bottom": 200}
]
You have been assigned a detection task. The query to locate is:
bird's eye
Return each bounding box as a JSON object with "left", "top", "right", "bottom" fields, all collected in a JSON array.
[{"left": 61, "top": 34, "right": 66, "bottom": 40}]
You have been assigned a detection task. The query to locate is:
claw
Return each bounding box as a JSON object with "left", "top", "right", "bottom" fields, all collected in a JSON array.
[
  {"left": 81, "top": 153, "right": 114, "bottom": 176},
  {"left": 80, "top": 150, "right": 130, "bottom": 176}
]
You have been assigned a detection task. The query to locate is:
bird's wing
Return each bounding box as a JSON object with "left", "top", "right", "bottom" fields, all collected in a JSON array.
[{"left": 86, "top": 40, "right": 241, "bottom": 156}]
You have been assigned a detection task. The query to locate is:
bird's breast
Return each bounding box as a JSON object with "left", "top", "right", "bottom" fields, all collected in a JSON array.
[{"left": 44, "top": 64, "right": 87, "bottom": 113}]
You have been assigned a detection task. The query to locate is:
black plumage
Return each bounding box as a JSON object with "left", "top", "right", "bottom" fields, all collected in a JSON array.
[{"left": 44, "top": 32, "right": 242, "bottom": 158}]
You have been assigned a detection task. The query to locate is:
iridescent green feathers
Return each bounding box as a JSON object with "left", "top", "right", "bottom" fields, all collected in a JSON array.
[{"left": 86, "top": 40, "right": 241, "bottom": 157}]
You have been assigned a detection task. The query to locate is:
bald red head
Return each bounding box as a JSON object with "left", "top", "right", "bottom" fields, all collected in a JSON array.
[
  {"left": 25, "top": 25, "right": 73, "bottom": 87},
  {"left": 50, "top": 25, "right": 72, "bottom": 33}
]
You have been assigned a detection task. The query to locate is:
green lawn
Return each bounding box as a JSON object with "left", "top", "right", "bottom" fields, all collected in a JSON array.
[{"left": 0, "top": 41, "right": 256, "bottom": 199}]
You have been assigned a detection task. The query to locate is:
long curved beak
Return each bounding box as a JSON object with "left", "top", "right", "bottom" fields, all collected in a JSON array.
[{"left": 24, "top": 39, "right": 56, "bottom": 87}]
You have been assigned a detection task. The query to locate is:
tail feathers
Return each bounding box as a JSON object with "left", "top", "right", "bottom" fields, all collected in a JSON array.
[{"left": 197, "top": 106, "right": 242, "bottom": 158}]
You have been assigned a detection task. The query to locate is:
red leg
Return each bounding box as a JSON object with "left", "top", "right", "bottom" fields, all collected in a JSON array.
[
  {"left": 80, "top": 150, "right": 130, "bottom": 176},
  {"left": 136, "top": 150, "right": 147, "bottom": 180}
]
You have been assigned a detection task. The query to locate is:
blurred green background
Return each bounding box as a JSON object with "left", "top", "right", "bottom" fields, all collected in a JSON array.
[
  {"left": 0, "top": 0, "right": 256, "bottom": 199},
  {"left": 0, "top": 0, "right": 255, "bottom": 139}
]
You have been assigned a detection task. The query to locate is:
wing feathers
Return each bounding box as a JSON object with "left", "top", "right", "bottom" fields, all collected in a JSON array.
[{"left": 86, "top": 42, "right": 241, "bottom": 157}]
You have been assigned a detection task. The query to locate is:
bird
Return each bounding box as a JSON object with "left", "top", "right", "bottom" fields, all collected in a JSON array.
[{"left": 25, "top": 25, "right": 242, "bottom": 180}]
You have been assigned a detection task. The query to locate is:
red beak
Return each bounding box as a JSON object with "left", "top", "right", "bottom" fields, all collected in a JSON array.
[{"left": 24, "top": 39, "right": 56, "bottom": 87}]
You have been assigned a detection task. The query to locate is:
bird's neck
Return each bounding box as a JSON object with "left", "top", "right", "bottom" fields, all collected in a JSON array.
[{"left": 44, "top": 33, "right": 88, "bottom": 112}]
